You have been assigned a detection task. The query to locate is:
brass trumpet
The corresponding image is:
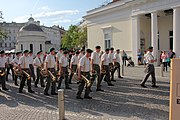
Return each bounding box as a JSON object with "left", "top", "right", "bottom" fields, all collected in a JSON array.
[
  {"left": 22, "top": 70, "right": 31, "bottom": 80},
  {"left": 81, "top": 74, "right": 91, "bottom": 88},
  {"left": 13, "top": 67, "right": 21, "bottom": 76},
  {"left": 0, "top": 70, "right": 6, "bottom": 77},
  {"left": 48, "top": 70, "right": 56, "bottom": 81}
]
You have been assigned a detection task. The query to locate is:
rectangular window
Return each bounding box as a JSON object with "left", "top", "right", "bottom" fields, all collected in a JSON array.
[
  {"left": 40, "top": 44, "right": 42, "bottom": 50},
  {"left": 104, "top": 33, "right": 111, "bottom": 49},
  {"left": 9, "top": 36, "right": 11, "bottom": 41},
  {"left": 5, "top": 43, "right": 7, "bottom": 47},
  {"left": 21, "top": 44, "right": 23, "bottom": 51},
  {"left": 9, "top": 43, "right": 11, "bottom": 47},
  {"left": 0, "top": 43, "right": 2, "bottom": 47},
  {"left": 169, "top": 31, "right": 173, "bottom": 50}
]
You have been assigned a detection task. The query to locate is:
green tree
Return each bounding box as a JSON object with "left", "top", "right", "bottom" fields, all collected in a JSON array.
[
  {"left": 61, "top": 25, "right": 87, "bottom": 49},
  {"left": 0, "top": 11, "right": 7, "bottom": 39}
]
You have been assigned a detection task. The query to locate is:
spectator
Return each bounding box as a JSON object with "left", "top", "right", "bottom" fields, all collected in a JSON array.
[
  {"left": 137, "top": 49, "right": 142, "bottom": 65},
  {"left": 121, "top": 50, "right": 127, "bottom": 66},
  {"left": 161, "top": 51, "right": 168, "bottom": 71},
  {"left": 167, "top": 49, "right": 176, "bottom": 67}
]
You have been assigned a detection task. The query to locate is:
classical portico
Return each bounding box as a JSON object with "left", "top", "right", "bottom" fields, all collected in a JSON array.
[{"left": 85, "top": 0, "right": 180, "bottom": 65}]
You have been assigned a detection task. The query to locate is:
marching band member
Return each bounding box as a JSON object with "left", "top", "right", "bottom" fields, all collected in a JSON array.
[
  {"left": 108, "top": 48, "right": 115, "bottom": 81},
  {"left": 29, "top": 51, "right": 35, "bottom": 81},
  {"left": 113, "top": 49, "right": 123, "bottom": 79},
  {"left": 57, "top": 51, "right": 72, "bottom": 89},
  {"left": 100, "top": 48, "right": 114, "bottom": 86},
  {"left": 6, "top": 52, "right": 14, "bottom": 81},
  {"left": 69, "top": 51, "right": 80, "bottom": 84},
  {"left": 78, "top": 49, "right": 85, "bottom": 60},
  {"left": 18, "top": 50, "right": 34, "bottom": 93},
  {"left": 0, "top": 51, "right": 9, "bottom": 91},
  {"left": 34, "top": 50, "right": 45, "bottom": 88},
  {"left": 11, "top": 52, "right": 22, "bottom": 86},
  {"left": 44, "top": 48, "right": 57, "bottom": 96},
  {"left": 56, "top": 48, "right": 63, "bottom": 70},
  {"left": 91, "top": 46, "right": 104, "bottom": 91},
  {"left": 76, "top": 49, "right": 93, "bottom": 99}
]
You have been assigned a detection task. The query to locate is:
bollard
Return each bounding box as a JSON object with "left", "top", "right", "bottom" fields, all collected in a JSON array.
[
  {"left": 58, "top": 89, "right": 65, "bottom": 120},
  {"left": 121, "top": 64, "right": 124, "bottom": 76},
  {"left": 160, "top": 64, "right": 164, "bottom": 77}
]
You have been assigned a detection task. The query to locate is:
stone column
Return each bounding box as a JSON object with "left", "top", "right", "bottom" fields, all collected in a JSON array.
[
  {"left": 173, "top": 7, "right": 180, "bottom": 58},
  {"left": 151, "top": 12, "right": 158, "bottom": 59},
  {"left": 132, "top": 15, "right": 140, "bottom": 65}
]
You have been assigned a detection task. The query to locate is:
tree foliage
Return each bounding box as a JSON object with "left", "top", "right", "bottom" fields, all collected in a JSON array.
[{"left": 61, "top": 25, "right": 87, "bottom": 49}]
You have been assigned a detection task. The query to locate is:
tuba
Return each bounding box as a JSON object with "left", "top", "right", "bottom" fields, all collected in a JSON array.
[
  {"left": 22, "top": 70, "right": 31, "bottom": 80},
  {"left": 0, "top": 70, "right": 6, "bottom": 77}
]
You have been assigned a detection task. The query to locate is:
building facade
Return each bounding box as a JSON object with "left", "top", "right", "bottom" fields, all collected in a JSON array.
[
  {"left": 84, "top": 0, "right": 180, "bottom": 64},
  {"left": 0, "top": 22, "right": 24, "bottom": 51},
  {"left": 0, "top": 17, "right": 66, "bottom": 52}
]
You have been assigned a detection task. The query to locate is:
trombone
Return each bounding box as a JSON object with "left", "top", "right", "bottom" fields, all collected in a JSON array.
[{"left": 0, "top": 70, "right": 6, "bottom": 77}]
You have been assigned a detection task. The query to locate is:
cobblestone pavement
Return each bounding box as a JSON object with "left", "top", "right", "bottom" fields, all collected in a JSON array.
[{"left": 0, "top": 66, "right": 170, "bottom": 120}]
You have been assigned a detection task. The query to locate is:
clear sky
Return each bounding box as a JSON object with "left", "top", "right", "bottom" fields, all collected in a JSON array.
[{"left": 0, "top": 0, "right": 111, "bottom": 30}]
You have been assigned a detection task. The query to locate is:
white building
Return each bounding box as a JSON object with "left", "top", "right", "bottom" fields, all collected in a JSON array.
[
  {"left": 84, "top": 0, "right": 180, "bottom": 64},
  {"left": 0, "top": 17, "right": 66, "bottom": 53},
  {"left": 16, "top": 17, "right": 46, "bottom": 53},
  {"left": 0, "top": 22, "right": 24, "bottom": 51}
]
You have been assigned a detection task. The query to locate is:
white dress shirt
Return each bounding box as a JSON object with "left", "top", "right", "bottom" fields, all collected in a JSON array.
[
  {"left": 0, "top": 56, "right": 7, "bottom": 68},
  {"left": 145, "top": 51, "right": 154, "bottom": 64},
  {"left": 71, "top": 55, "right": 79, "bottom": 65},
  {"left": 18, "top": 56, "right": 30, "bottom": 69},
  {"left": 108, "top": 52, "right": 114, "bottom": 63},
  {"left": 59, "top": 55, "right": 68, "bottom": 67},
  {"left": 101, "top": 53, "right": 109, "bottom": 65},
  {"left": 114, "top": 53, "right": 121, "bottom": 63},
  {"left": 91, "top": 51, "right": 100, "bottom": 65},
  {"left": 79, "top": 55, "right": 90, "bottom": 72},
  {"left": 45, "top": 54, "right": 56, "bottom": 68}
]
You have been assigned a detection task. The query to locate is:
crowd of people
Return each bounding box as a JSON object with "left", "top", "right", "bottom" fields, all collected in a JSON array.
[{"left": 0, "top": 46, "right": 124, "bottom": 99}]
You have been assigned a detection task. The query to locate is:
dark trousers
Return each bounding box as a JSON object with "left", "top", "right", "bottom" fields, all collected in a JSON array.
[
  {"left": 113, "top": 62, "right": 121, "bottom": 77},
  {"left": 109, "top": 63, "right": 114, "bottom": 81},
  {"left": 93, "top": 64, "right": 101, "bottom": 89},
  {"left": 141, "top": 64, "right": 156, "bottom": 86},
  {"left": 0, "top": 68, "right": 7, "bottom": 89},
  {"left": 14, "top": 75, "right": 21, "bottom": 85},
  {"left": 35, "top": 68, "right": 44, "bottom": 87},
  {"left": 100, "top": 65, "right": 112, "bottom": 85},
  {"left": 77, "top": 72, "right": 91, "bottom": 97},
  {"left": 58, "top": 67, "right": 69, "bottom": 88},
  {"left": 44, "top": 68, "right": 56, "bottom": 94},
  {"left": 6, "top": 64, "right": 14, "bottom": 81},
  {"left": 69, "top": 65, "right": 77, "bottom": 83},
  {"left": 122, "top": 57, "right": 127, "bottom": 66},
  {"left": 163, "top": 62, "right": 168, "bottom": 71},
  {"left": 19, "top": 69, "right": 33, "bottom": 92},
  {"left": 29, "top": 64, "right": 35, "bottom": 81}
]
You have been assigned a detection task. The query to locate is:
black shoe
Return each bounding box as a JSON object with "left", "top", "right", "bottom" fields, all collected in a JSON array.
[
  {"left": 108, "top": 84, "right": 114, "bottom": 86},
  {"left": 90, "top": 89, "right": 92, "bottom": 92},
  {"left": 57, "top": 87, "right": 61, "bottom": 89},
  {"left": 140, "top": 84, "right": 147, "bottom": 88},
  {"left": 0, "top": 89, "right": 1, "bottom": 91},
  {"left": 28, "top": 90, "right": 35, "bottom": 93},
  {"left": 77, "top": 81, "right": 81, "bottom": 84},
  {"left": 34, "top": 85, "right": 38, "bottom": 88},
  {"left": 118, "top": 76, "right": 123, "bottom": 79},
  {"left": 44, "top": 93, "right": 49, "bottom": 96},
  {"left": 41, "top": 85, "right": 45, "bottom": 88},
  {"left": 69, "top": 82, "right": 72, "bottom": 84},
  {"left": 76, "top": 96, "right": 83, "bottom": 99},
  {"left": 84, "top": 96, "right": 92, "bottom": 99},
  {"left": 15, "top": 83, "right": 19, "bottom": 86},
  {"left": 151, "top": 85, "right": 159, "bottom": 88},
  {"left": 2, "top": 88, "right": 9, "bottom": 91},
  {"left": 111, "top": 79, "right": 116, "bottom": 82},
  {"left": 66, "top": 87, "right": 72, "bottom": 90},
  {"left": 96, "top": 89, "right": 104, "bottom": 92},
  {"left": 19, "top": 90, "right": 23, "bottom": 93},
  {"left": 51, "top": 92, "right": 58, "bottom": 95}
]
